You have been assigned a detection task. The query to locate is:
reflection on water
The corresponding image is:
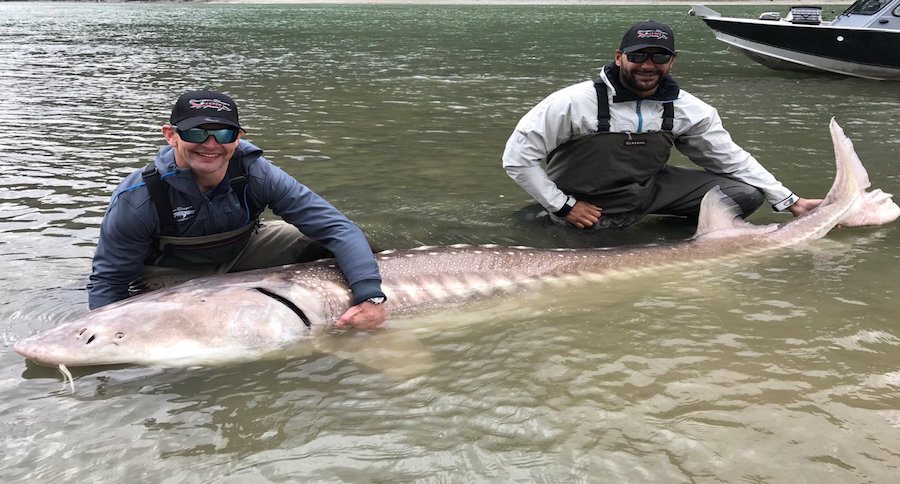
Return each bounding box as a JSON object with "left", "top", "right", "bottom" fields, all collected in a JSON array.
[{"left": 1, "top": 3, "right": 898, "bottom": 482}]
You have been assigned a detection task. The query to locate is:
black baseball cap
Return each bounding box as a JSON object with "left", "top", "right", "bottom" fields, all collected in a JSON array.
[
  {"left": 620, "top": 21, "right": 676, "bottom": 55},
  {"left": 170, "top": 90, "right": 242, "bottom": 131}
]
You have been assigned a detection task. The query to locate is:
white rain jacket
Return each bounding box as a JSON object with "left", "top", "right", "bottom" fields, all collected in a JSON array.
[{"left": 502, "top": 63, "right": 798, "bottom": 214}]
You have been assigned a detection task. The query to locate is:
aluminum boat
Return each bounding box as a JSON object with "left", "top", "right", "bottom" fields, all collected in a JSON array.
[{"left": 690, "top": 1, "right": 900, "bottom": 80}]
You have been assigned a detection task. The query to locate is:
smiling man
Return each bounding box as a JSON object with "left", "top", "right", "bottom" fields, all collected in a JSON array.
[
  {"left": 502, "top": 20, "right": 821, "bottom": 231},
  {"left": 88, "top": 90, "right": 386, "bottom": 329}
]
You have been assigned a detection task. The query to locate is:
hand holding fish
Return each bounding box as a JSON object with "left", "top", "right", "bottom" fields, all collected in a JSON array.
[
  {"left": 787, "top": 197, "right": 824, "bottom": 218},
  {"left": 335, "top": 300, "right": 387, "bottom": 330},
  {"left": 564, "top": 200, "right": 602, "bottom": 229}
]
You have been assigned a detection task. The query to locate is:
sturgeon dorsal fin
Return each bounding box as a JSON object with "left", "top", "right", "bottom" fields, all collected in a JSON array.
[{"left": 693, "top": 187, "right": 760, "bottom": 240}]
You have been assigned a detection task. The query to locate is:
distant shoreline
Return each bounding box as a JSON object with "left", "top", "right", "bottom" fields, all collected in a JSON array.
[{"left": 213, "top": 1, "right": 849, "bottom": 5}]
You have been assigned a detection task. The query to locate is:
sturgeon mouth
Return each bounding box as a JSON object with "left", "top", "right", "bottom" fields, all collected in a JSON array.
[{"left": 254, "top": 287, "right": 312, "bottom": 328}]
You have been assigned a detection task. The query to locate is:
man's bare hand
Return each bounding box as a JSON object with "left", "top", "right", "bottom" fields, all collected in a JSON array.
[
  {"left": 563, "top": 200, "right": 602, "bottom": 229},
  {"left": 787, "top": 197, "right": 823, "bottom": 218},
  {"left": 335, "top": 301, "right": 387, "bottom": 330}
]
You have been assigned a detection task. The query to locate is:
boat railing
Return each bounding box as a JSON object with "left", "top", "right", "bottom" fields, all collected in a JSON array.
[{"left": 840, "top": 0, "right": 896, "bottom": 17}]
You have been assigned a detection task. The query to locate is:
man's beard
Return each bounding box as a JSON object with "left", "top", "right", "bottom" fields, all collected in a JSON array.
[{"left": 620, "top": 68, "right": 663, "bottom": 93}]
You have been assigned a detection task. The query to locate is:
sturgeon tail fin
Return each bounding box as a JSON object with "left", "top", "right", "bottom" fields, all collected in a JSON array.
[{"left": 829, "top": 118, "right": 900, "bottom": 227}]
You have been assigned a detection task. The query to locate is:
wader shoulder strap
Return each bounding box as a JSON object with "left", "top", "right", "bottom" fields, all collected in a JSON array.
[
  {"left": 144, "top": 158, "right": 260, "bottom": 239},
  {"left": 141, "top": 164, "right": 177, "bottom": 236},
  {"left": 592, "top": 76, "right": 611, "bottom": 133},
  {"left": 226, "top": 155, "right": 248, "bottom": 200},
  {"left": 226, "top": 156, "right": 262, "bottom": 220},
  {"left": 593, "top": 76, "right": 675, "bottom": 133},
  {"left": 661, "top": 101, "right": 674, "bottom": 132}
]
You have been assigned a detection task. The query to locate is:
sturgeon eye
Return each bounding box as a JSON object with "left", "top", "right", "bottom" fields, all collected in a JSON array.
[{"left": 115, "top": 332, "right": 125, "bottom": 339}]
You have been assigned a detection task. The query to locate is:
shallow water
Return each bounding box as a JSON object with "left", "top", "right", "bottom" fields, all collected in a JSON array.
[{"left": 1, "top": 3, "right": 898, "bottom": 482}]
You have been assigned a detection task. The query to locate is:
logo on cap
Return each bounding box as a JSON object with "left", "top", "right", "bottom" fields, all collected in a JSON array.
[
  {"left": 636, "top": 29, "right": 669, "bottom": 41},
  {"left": 189, "top": 99, "right": 233, "bottom": 112}
]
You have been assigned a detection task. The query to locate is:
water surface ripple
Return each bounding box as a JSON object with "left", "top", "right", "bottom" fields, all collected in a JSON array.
[{"left": 1, "top": 3, "right": 898, "bottom": 482}]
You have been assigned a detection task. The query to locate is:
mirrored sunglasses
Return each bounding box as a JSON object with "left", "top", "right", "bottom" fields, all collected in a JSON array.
[
  {"left": 176, "top": 127, "right": 240, "bottom": 144},
  {"left": 625, "top": 52, "right": 674, "bottom": 64}
]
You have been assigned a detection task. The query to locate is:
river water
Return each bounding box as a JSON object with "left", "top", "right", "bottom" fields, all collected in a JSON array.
[{"left": 1, "top": 2, "right": 898, "bottom": 482}]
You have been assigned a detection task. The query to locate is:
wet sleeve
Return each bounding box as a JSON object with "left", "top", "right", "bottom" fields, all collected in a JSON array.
[
  {"left": 253, "top": 161, "right": 384, "bottom": 304},
  {"left": 87, "top": 196, "right": 156, "bottom": 309},
  {"left": 501, "top": 86, "right": 586, "bottom": 212}
]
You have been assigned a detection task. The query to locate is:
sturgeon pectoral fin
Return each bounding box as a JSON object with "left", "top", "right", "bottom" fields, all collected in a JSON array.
[
  {"left": 314, "top": 328, "right": 433, "bottom": 379},
  {"left": 693, "top": 187, "right": 775, "bottom": 240}
]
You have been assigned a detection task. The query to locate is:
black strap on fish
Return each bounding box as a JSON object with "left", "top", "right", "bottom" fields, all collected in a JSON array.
[
  {"left": 592, "top": 76, "right": 674, "bottom": 133},
  {"left": 141, "top": 156, "right": 255, "bottom": 237}
]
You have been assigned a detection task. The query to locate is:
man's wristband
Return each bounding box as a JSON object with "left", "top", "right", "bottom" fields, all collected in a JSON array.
[
  {"left": 553, "top": 196, "right": 576, "bottom": 217},
  {"left": 350, "top": 279, "right": 385, "bottom": 305},
  {"left": 773, "top": 193, "right": 799, "bottom": 212}
]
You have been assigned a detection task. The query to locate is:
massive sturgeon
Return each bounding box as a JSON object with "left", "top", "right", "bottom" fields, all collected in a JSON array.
[{"left": 13, "top": 119, "right": 900, "bottom": 379}]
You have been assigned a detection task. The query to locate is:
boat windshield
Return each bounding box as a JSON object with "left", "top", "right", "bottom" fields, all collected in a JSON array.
[{"left": 843, "top": 0, "right": 892, "bottom": 15}]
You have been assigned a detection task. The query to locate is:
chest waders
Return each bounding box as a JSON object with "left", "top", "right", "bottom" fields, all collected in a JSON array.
[
  {"left": 142, "top": 157, "right": 261, "bottom": 271},
  {"left": 545, "top": 79, "right": 675, "bottom": 228}
]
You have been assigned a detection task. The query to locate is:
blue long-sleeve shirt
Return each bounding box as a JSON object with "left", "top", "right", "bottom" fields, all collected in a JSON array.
[{"left": 88, "top": 140, "right": 382, "bottom": 309}]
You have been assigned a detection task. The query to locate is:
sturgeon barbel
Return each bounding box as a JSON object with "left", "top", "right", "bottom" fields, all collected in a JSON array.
[{"left": 13, "top": 119, "right": 900, "bottom": 372}]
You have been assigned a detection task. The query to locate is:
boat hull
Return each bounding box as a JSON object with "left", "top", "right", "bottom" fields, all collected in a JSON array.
[{"left": 700, "top": 18, "right": 900, "bottom": 81}]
